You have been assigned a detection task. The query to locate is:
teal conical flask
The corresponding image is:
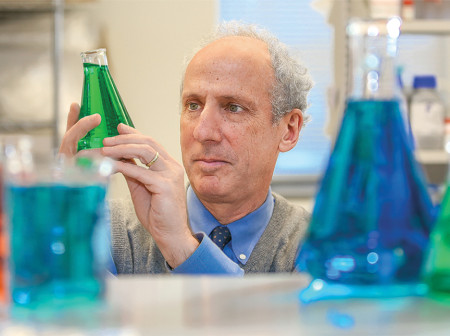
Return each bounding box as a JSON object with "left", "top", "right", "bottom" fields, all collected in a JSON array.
[
  {"left": 296, "top": 18, "right": 436, "bottom": 302},
  {"left": 77, "top": 48, "right": 134, "bottom": 151},
  {"left": 424, "top": 179, "right": 450, "bottom": 296}
]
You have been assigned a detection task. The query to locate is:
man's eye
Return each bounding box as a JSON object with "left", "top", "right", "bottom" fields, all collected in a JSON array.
[
  {"left": 228, "top": 104, "right": 243, "bottom": 113},
  {"left": 188, "top": 102, "right": 200, "bottom": 111}
]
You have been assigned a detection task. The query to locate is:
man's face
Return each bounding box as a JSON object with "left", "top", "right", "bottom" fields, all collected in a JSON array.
[{"left": 180, "top": 36, "right": 285, "bottom": 204}]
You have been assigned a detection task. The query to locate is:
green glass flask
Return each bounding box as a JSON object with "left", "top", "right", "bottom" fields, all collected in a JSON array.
[
  {"left": 424, "top": 183, "right": 450, "bottom": 295},
  {"left": 77, "top": 48, "right": 134, "bottom": 151}
]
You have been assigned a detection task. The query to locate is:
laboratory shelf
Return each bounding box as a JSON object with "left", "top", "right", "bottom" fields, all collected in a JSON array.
[
  {"left": 0, "top": 1, "right": 57, "bottom": 13},
  {"left": 0, "top": 0, "right": 63, "bottom": 149},
  {"left": 415, "top": 149, "right": 449, "bottom": 165},
  {"left": 0, "top": 119, "right": 54, "bottom": 133},
  {"left": 402, "top": 19, "right": 450, "bottom": 35}
]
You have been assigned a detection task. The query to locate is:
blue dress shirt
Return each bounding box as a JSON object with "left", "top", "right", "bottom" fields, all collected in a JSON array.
[{"left": 172, "top": 186, "right": 274, "bottom": 275}]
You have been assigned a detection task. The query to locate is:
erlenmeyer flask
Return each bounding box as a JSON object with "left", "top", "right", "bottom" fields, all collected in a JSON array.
[
  {"left": 3, "top": 136, "right": 113, "bottom": 313},
  {"left": 424, "top": 182, "right": 450, "bottom": 295},
  {"left": 0, "top": 139, "right": 5, "bottom": 302},
  {"left": 77, "top": 48, "right": 134, "bottom": 151},
  {"left": 296, "top": 17, "right": 436, "bottom": 302}
]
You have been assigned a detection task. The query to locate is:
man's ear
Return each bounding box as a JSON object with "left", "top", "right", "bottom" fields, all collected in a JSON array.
[{"left": 278, "top": 108, "right": 303, "bottom": 153}]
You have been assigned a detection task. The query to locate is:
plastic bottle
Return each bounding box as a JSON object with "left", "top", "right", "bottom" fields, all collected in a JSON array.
[
  {"left": 77, "top": 48, "right": 134, "bottom": 151},
  {"left": 445, "top": 117, "right": 450, "bottom": 153},
  {"left": 402, "top": 0, "right": 415, "bottom": 20},
  {"left": 409, "top": 75, "right": 445, "bottom": 150}
]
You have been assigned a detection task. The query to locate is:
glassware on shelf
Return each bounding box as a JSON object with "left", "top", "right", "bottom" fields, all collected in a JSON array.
[
  {"left": 409, "top": 75, "right": 445, "bottom": 150},
  {"left": 2, "top": 135, "right": 113, "bottom": 317},
  {"left": 77, "top": 48, "right": 134, "bottom": 151},
  {"left": 296, "top": 17, "right": 436, "bottom": 303}
]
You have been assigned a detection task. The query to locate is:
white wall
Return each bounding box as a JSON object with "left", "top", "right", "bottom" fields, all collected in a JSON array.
[{"left": 67, "top": 0, "right": 218, "bottom": 199}]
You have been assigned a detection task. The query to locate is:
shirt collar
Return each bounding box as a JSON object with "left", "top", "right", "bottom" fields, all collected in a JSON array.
[{"left": 187, "top": 186, "right": 274, "bottom": 265}]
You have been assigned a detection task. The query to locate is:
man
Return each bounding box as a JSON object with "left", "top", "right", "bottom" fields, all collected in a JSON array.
[{"left": 60, "top": 21, "right": 313, "bottom": 275}]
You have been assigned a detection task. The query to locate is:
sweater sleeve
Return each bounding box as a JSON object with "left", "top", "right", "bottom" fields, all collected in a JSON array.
[
  {"left": 109, "top": 198, "right": 135, "bottom": 274},
  {"left": 172, "top": 233, "right": 244, "bottom": 275},
  {"left": 110, "top": 198, "right": 244, "bottom": 275}
]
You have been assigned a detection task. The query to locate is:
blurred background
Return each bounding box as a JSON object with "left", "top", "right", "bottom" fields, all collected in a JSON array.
[{"left": 0, "top": 0, "right": 449, "bottom": 210}]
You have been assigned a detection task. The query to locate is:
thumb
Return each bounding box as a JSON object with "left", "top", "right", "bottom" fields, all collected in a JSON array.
[
  {"left": 117, "top": 123, "right": 139, "bottom": 135},
  {"left": 66, "top": 103, "right": 81, "bottom": 131}
]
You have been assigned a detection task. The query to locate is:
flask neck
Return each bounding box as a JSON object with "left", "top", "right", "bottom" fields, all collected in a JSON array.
[
  {"left": 81, "top": 48, "right": 108, "bottom": 66},
  {"left": 347, "top": 18, "right": 401, "bottom": 100}
]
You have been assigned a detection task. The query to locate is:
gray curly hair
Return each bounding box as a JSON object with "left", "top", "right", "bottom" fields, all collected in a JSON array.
[{"left": 180, "top": 21, "right": 314, "bottom": 125}]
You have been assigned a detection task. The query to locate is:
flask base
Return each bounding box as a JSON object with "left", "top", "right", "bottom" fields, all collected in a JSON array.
[
  {"left": 299, "top": 278, "right": 428, "bottom": 304},
  {"left": 427, "top": 271, "right": 450, "bottom": 294}
]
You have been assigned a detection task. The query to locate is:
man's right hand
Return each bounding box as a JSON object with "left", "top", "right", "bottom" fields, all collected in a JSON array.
[
  {"left": 59, "top": 102, "right": 101, "bottom": 158},
  {"left": 59, "top": 102, "right": 200, "bottom": 269},
  {"left": 102, "top": 124, "right": 200, "bottom": 269}
]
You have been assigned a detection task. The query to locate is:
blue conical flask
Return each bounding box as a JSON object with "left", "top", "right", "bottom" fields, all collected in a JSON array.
[{"left": 296, "top": 17, "right": 436, "bottom": 302}]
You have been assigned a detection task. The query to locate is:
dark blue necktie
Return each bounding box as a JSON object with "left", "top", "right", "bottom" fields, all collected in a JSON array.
[{"left": 209, "top": 225, "right": 232, "bottom": 250}]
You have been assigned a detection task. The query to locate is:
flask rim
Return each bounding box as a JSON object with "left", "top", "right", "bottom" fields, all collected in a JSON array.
[
  {"left": 80, "top": 48, "right": 108, "bottom": 66},
  {"left": 80, "top": 48, "right": 106, "bottom": 56}
]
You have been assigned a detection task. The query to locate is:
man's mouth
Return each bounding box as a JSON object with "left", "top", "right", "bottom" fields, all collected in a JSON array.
[{"left": 194, "top": 157, "right": 229, "bottom": 170}]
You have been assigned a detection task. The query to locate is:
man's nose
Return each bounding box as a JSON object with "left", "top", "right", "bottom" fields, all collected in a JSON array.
[{"left": 192, "top": 105, "right": 222, "bottom": 142}]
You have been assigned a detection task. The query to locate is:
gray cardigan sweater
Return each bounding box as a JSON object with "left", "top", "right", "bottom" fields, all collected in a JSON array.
[{"left": 110, "top": 192, "right": 310, "bottom": 274}]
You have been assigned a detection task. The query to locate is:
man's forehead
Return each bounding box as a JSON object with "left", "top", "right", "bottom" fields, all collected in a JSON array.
[
  {"left": 210, "top": 35, "right": 268, "bottom": 48},
  {"left": 182, "top": 35, "right": 275, "bottom": 102},
  {"left": 186, "top": 36, "right": 273, "bottom": 78},
  {"left": 200, "top": 35, "right": 270, "bottom": 59}
]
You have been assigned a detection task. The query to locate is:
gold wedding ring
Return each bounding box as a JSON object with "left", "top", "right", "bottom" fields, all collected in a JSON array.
[{"left": 146, "top": 151, "right": 159, "bottom": 168}]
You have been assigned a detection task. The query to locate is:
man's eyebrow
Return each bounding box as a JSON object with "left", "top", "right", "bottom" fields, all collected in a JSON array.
[
  {"left": 181, "top": 92, "right": 260, "bottom": 111},
  {"left": 181, "top": 92, "right": 202, "bottom": 101},
  {"left": 220, "top": 95, "right": 258, "bottom": 110}
]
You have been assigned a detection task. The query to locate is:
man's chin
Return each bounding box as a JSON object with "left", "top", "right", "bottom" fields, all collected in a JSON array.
[{"left": 190, "top": 177, "right": 229, "bottom": 200}]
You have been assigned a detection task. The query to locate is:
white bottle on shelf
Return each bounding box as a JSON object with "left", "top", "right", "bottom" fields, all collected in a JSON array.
[
  {"left": 401, "top": 0, "right": 415, "bottom": 20},
  {"left": 444, "top": 117, "right": 450, "bottom": 153},
  {"left": 409, "top": 75, "right": 445, "bottom": 150}
]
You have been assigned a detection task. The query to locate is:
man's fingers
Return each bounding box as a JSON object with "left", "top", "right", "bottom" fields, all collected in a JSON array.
[
  {"left": 76, "top": 147, "right": 103, "bottom": 158},
  {"left": 102, "top": 144, "right": 163, "bottom": 170},
  {"left": 65, "top": 114, "right": 101, "bottom": 147},
  {"left": 59, "top": 113, "right": 101, "bottom": 156},
  {"left": 114, "top": 160, "right": 157, "bottom": 186},
  {"left": 103, "top": 126, "right": 170, "bottom": 161},
  {"left": 66, "top": 103, "right": 81, "bottom": 131},
  {"left": 77, "top": 114, "right": 101, "bottom": 136},
  {"left": 117, "top": 123, "right": 138, "bottom": 135}
]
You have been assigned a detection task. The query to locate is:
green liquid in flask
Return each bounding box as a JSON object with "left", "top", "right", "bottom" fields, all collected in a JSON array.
[
  {"left": 425, "top": 185, "right": 450, "bottom": 295},
  {"left": 77, "top": 52, "right": 134, "bottom": 151}
]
